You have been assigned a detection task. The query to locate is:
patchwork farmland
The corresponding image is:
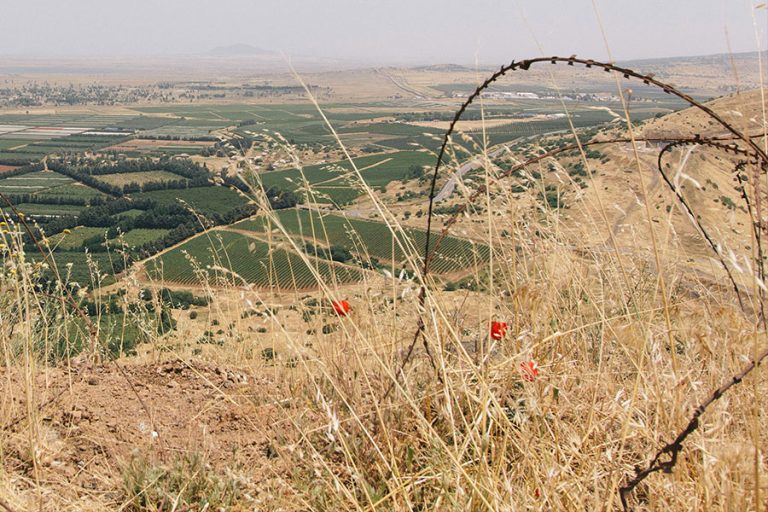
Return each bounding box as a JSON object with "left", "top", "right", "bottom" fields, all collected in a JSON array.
[
  {"left": 0, "top": 99, "right": 633, "bottom": 290},
  {"left": 258, "top": 150, "right": 434, "bottom": 205}
]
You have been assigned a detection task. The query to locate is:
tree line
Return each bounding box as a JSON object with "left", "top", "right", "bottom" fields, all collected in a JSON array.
[
  {"left": 25, "top": 181, "right": 300, "bottom": 277},
  {"left": 47, "top": 157, "right": 213, "bottom": 196}
]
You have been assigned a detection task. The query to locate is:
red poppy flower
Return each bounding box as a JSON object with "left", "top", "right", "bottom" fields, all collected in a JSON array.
[
  {"left": 332, "top": 299, "right": 351, "bottom": 316},
  {"left": 520, "top": 360, "right": 539, "bottom": 382},
  {"left": 490, "top": 321, "right": 507, "bottom": 340}
]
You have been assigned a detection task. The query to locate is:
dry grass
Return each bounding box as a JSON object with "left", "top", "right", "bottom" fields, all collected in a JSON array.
[{"left": 0, "top": 61, "right": 767, "bottom": 512}]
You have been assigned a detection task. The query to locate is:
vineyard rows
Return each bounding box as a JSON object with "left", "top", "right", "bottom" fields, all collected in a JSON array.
[
  {"left": 149, "top": 230, "right": 362, "bottom": 289},
  {"left": 235, "top": 209, "right": 490, "bottom": 274}
]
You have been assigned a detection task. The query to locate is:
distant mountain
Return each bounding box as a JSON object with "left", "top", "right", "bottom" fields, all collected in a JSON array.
[
  {"left": 620, "top": 50, "right": 768, "bottom": 67},
  {"left": 209, "top": 44, "right": 275, "bottom": 57},
  {"left": 412, "top": 64, "right": 474, "bottom": 72}
]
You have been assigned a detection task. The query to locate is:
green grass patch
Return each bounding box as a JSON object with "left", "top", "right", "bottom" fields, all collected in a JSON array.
[
  {"left": 0, "top": 139, "right": 36, "bottom": 150},
  {"left": 117, "top": 209, "right": 147, "bottom": 219},
  {"left": 110, "top": 228, "right": 171, "bottom": 248},
  {"left": 49, "top": 227, "right": 108, "bottom": 250}
]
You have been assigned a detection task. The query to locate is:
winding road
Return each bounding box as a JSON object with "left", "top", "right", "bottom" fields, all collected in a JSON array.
[
  {"left": 429, "top": 129, "right": 572, "bottom": 203},
  {"left": 431, "top": 146, "right": 507, "bottom": 203}
]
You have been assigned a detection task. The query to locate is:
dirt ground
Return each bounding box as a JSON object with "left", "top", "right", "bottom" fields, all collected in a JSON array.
[{"left": 1, "top": 359, "right": 298, "bottom": 510}]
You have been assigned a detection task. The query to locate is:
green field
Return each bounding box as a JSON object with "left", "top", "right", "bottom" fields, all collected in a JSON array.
[
  {"left": 50, "top": 226, "right": 169, "bottom": 251},
  {"left": 0, "top": 170, "right": 73, "bottom": 193},
  {"left": 0, "top": 170, "right": 105, "bottom": 200},
  {"left": 37, "top": 251, "right": 119, "bottom": 286},
  {"left": 110, "top": 228, "right": 170, "bottom": 248},
  {"left": 15, "top": 203, "right": 84, "bottom": 216},
  {"left": 130, "top": 186, "right": 249, "bottom": 216},
  {"left": 116, "top": 209, "right": 146, "bottom": 219},
  {"left": 234, "top": 209, "right": 489, "bottom": 274},
  {"left": 0, "top": 139, "right": 36, "bottom": 151},
  {"left": 133, "top": 104, "right": 430, "bottom": 147},
  {"left": 0, "top": 114, "right": 130, "bottom": 163},
  {"left": 14, "top": 133, "right": 126, "bottom": 151},
  {"left": 133, "top": 104, "right": 327, "bottom": 123},
  {"left": 49, "top": 227, "right": 108, "bottom": 250},
  {"left": 0, "top": 113, "right": 137, "bottom": 129},
  {"left": 258, "top": 150, "right": 433, "bottom": 205},
  {"left": 115, "top": 117, "right": 174, "bottom": 130},
  {"left": 338, "top": 122, "right": 443, "bottom": 150},
  {"left": 96, "top": 170, "right": 186, "bottom": 187},
  {"left": 148, "top": 230, "right": 362, "bottom": 288},
  {"left": 36, "top": 182, "right": 106, "bottom": 200},
  {"left": 140, "top": 125, "right": 222, "bottom": 138},
  {"left": 0, "top": 152, "right": 45, "bottom": 164}
]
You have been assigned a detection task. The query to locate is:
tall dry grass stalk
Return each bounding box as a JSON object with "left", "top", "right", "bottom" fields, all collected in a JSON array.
[{"left": 0, "top": 56, "right": 766, "bottom": 512}]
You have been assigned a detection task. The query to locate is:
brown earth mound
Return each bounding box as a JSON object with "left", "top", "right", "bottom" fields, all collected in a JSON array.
[{"left": 1, "top": 360, "right": 296, "bottom": 510}]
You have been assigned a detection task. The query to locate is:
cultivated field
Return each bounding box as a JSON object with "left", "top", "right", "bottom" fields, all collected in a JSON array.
[
  {"left": 148, "top": 229, "right": 362, "bottom": 288},
  {"left": 130, "top": 186, "right": 249, "bottom": 216},
  {"left": 37, "top": 182, "right": 105, "bottom": 200},
  {"left": 259, "top": 150, "right": 434, "bottom": 204},
  {"left": 105, "top": 138, "right": 214, "bottom": 156},
  {"left": 0, "top": 170, "right": 72, "bottom": 192},
  {"left": 234, "top": 208, "right": 490, "bottom": 275},
  {"left": 96, "top": 170, "right": 186, "bottom": 187},
  {"left": 49, "top": 226, "right": 108, "bottom": 250}
]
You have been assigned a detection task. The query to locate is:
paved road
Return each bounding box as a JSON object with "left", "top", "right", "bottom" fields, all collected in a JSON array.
[
  {"left": 431, "top": 146, "right": 507, "bottom": 203},
  {"left": 297, "top": 203, "right": 368, "bottom": 218},
  {"left": 429, "top": 130, "right": 571, "bottom": 203}
]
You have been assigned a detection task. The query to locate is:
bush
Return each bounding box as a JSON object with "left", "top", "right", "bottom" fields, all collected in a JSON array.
[
  {"left": 720, "top": 195, "right": 737, "bottom": 210},
  {"left": 261, "top": 347, "right": 276, "bottom": 362},
  {"left": 330, "top": 245, "right": 353, "bottom": 263}
]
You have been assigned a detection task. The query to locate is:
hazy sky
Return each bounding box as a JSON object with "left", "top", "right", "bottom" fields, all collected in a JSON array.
[{"left": 1, "top": 0, "right": 766, "bottom": 64}]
